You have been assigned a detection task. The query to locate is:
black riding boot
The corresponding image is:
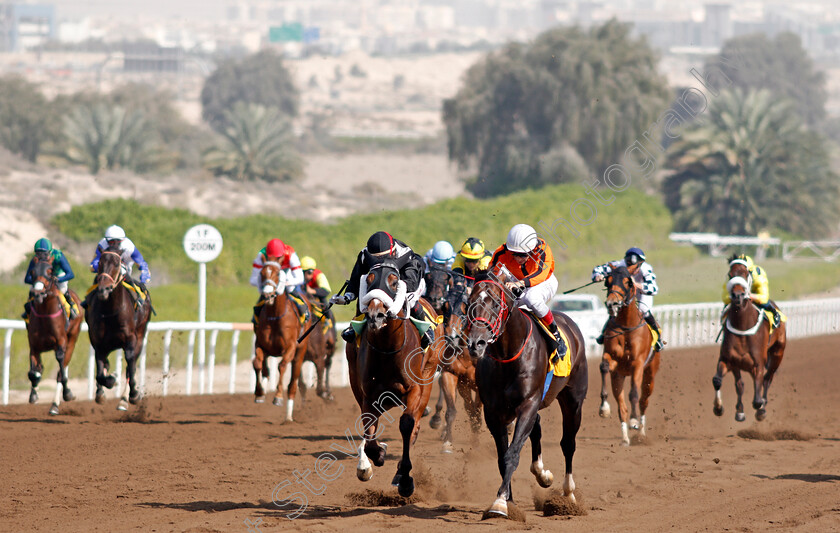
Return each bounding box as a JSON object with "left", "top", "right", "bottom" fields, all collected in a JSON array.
[
  {"left": 21, "top": 301, "right": 31, "bottom": 320},
  {"left": 547, "top": 322, "right": 567, "bottom": 362},
  {"left": 644, "top": 313, "right": 664, "bottom": 351},
  {"left": 342, "top": 326, "right": 356, "bottom": 343},
  {"left": 410, "top": 302, "right": 434, "bottom": 350},
  {"left": 596, "top": 321, "right": 608, "bottom": 345}
]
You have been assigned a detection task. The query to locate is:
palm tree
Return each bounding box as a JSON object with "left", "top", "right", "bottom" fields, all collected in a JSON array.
[
  {"left": 202, "top": 102, "right": 302, "bottom": 182},
  {"left": 664, "top": 88, "right": 839, "bottom": 238}
]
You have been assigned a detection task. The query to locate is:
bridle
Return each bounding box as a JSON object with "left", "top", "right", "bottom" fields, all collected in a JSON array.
[
  {"left": 602, "top": 269, "right": 646, "bottom": 339},
  {"left": 96, "top": 250, "right": 125, "bottom": 288},
  {"left": 468, "top": 279, "right": 511, "bottom": 344},
  {"left": 260, "top": 261, "right": 284, "bottom": 304}
]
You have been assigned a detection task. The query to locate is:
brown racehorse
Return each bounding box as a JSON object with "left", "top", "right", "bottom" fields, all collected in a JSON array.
[
  {"left": 25, "top": 257, "right": 83, "bottom": 415},
  {"left": 713, "top": 257, "right": 786, "bottom": 422},
  {"left": 299, "top": 301, "right": 337, "bottom": 402},
  {"left": 252, "top": 261, "right": 310, "bottom": 421},
  {"left": 347, "top": 262, "right": 441, "bottom": 498},
  {"left": 598, "top": 266, "right": 661, "bottom": 446},
  {"left": 86, "top": 245, "right": 151, "bottom": 411},
  {"left": 429, "top": 283, "right": 482, "bottom": 453},
  {"left": 464, "top": 269, "right": 587, "bottom": 517}
]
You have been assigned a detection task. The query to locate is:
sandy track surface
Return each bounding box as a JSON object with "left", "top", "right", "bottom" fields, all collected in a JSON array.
[{"left": 1, "top": 335, "right": 838, "bottom": 532}]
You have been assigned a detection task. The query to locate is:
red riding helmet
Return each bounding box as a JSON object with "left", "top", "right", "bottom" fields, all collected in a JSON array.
[{"left": 266, "top": 238, "right": 286, "bottom": 258}]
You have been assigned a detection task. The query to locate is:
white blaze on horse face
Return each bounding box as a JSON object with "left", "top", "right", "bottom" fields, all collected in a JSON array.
[
  {"left": 33, "top": 281, "right": 44, "bottom": 291},
  {"left": 262, "top": 284, "right": 275, "bottom": 295}
]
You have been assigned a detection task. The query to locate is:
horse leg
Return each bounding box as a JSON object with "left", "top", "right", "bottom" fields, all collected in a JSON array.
[
  {"left": 393, "top": 387, "right": 428, "bottom": 498},
  {"left": 49, "top": 347, "right": 67, "bottom": 415},
  {"left": 712, "top": 359, "right": 729, "bottom": 417},
  {"left": 611, "top": 372, "right": 630, "bottom": 446},
  {"left": 490, "top": 399, "right": 540, "bottom": 515},
  {"left": 253, "top": 346, "right": 266, "bottom": 403},
  {"left": 459, "top": 379, "right": 482, "bottom": 433},
  {"left": 628, "top": 363, "right": 645, "bottom": 431},
  {"left": 283, "top": 343, "right": 307, "bottom": 421},
  {"left": 62, "top": 330, "right": 78, "bottom": 403},
  {"left": 323, "top": 347, "right": 335, "bottom": 401},
  {"left": 28, "top": 352, "right": 43, "bottom": 404},
  {"left": 557, "top": 383, "right": 585, "bottom": 504},
  {"left": 440, "top": 371, "right": 458, "bottom": 453},
  {"left": 751, "top": 358, "right": 767, "bottom": 421},
  {"left": 599, "top": 356, "right": 614, "bottom": 418},
  {"left": 126, "top": 347, "right": 142, "bottom": 405},
  {"left": 732, "top": 368, "right": 746, "bottom": 422},
  {"left": 429, "top": 373, "right": 445, "bottom": 430},
  {"left": 528, "top": 413, "right": 554, "bottom": 488},
  {"left": 638, "top": 354, "right": 660, "bottom": 438},
  {"left": 484, "top": 416, "right": 510, "bottom": 516},
  {"left": 761, "top": 335, "right": 786, "bottom": 416},
  {"left": 95, "top": 351, "right": 116, "bottom": 404}
]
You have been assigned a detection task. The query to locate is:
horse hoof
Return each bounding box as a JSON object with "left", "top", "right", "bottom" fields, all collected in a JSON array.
[
  {"left": 63, "top": 388, "right": 76, "bottom": 402},
  {"left": 621, "top": 439, "right": 631, "bottom": 447},
  {"left": 95, "top": 391, "right": 106, "bottom": 405},
  {"left": 429, "top": 414, "right": 442, "bottom": 430},
  {"left": 49, "top": 403, "right": 59, "bottom": 416},
  {"left": 254, "top": 396, "right": 265, "bottom": 404},
  {"left": 422, "top": 406, "right": 431, "bottom": 417},
  {"left": 357, "top": 467, "right": 373, "bottom": 482},
  {"left": 599, "top": 403, "right": 611, "bottom": 418},
  {"left": 29, "top": 390, "right": 38, "bottom": 404},
  {"left": 532, "top": 468, "right": 554, "bottom": 488},
  {"left": 391, "top": 473, "right": 401, "bottom": 487},
  {"left": 129, "top": 390, "right": 142, "bottom": 405},
  {"left": 103, "top": 375, "right": 116, "bottom": 389},
  {"left": 486, "top": 498, "right": 508, "bottom": 518},
  {"left": 713, "top": 405, "right": 724, "bottom": 417},
  {"left": 629, "top": 418, "right": 640, "bottom": 430},
  {"left": 272, "top": 397, "right": 283, "bottom": 406},
  {"left": 442, "top": 441, "right": 454, "bottom": 454},
  {"left": 117, "top": 400, "right": 128, "bottom": 411},
  {"left": 755, "top": 408, "right": 767, "bottom": 421},
  {"left": 735, "top": 412, "right": 746, "bottom": 422},
  {"left": 397, "top": 476, "right": 415, "bottom": 498}
]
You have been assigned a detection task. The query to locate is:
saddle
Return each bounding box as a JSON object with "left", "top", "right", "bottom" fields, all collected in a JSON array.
[{"left": 522, "top": 310, "right": 571, "bottom": 378}]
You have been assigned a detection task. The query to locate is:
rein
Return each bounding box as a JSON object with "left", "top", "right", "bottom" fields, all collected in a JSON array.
[
  {"left": 472, "top": 279, "right": 510, "bottom": 343},
  {"left": 486, "top": 309, "right": 533, "bottom": 363},
  {"left": 97, "top": 251, "right": 125, "bottom": 288}
]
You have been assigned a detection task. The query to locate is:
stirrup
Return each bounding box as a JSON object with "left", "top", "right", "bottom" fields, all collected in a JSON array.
[
  {"left": 341, "top": 326, "right": 356, "bottom": 342},
  {"left": 595, "top": 334, "right": 604, "bottom": 345},
  {"left": 421, "top": 329, "right": 434, "bottom": 350}
]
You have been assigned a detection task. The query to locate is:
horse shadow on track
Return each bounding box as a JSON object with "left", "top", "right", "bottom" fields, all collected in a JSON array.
[
  {"left": 752, "top": 473, "right": 840, "bottom": 483},
  {"left": 138, "top": 500, "right": 277, "bottom": 512}
]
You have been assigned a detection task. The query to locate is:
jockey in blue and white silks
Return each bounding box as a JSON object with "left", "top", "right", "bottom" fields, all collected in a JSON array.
[
  {"left": 591, "top": 247, "right": 664, "bottom": 351},
  {"left": 85, "top": 225, "right": 151, "bottom": 307}
]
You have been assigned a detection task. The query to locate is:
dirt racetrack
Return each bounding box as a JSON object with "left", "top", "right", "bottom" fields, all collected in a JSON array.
[{"left": 2, "top": 335, "right": 839, "bottom": 532}]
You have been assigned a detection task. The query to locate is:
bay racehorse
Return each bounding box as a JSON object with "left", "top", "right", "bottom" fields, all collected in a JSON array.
[
  {"left": 714, "top": 256, "right": 786, "bottom": 422},
  {"left": 25, "top": 257, "right": 83, "bottom": 415},
  {"left": 86, "top": 244, "right": 151, "bottom": 411},
  {"left": 598, "top": 266, "right": 661, "bottom": 446},
  {"left": 347, "top": 262, "right": 442, "bottom": 497},
  {"left": 465, "top": 269, "right": 587, "bottom": 517},
  {"left": 299, "top": 301, "right": 337, "bottom": 402},
  {"left": 253, "top": 261, "right": 310, "bottom": 421},
  {"left": 429, "top": 283, "right": 482, "bottom": 453}
]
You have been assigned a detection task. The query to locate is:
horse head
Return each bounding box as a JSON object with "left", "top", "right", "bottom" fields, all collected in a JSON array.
[
  {"left": 726, "top": 256, "right": 752, "bottom": 309},
  {"left": 464, "top": 267, "right": 515, "bottom": 358},
  {"left": 443, "top": 284, "right": 469, "bottom": 348},
  {"left": 96, "top": 246, "right": 125, "bottom": 301},
  {"left": 604, "top": 266, "right": 636, "bottom": 317},
  {"left": 423, "top": 267, "right": 452, "bottom": 314},
  {"left": 30, "top": 254, "right": 55, "bottom": 305},
  {"left": 362, "top": 262, "right": 405, "bottom": 331},
  {"left": 259, "top": 262, "right": 286, "bottom": 304}
]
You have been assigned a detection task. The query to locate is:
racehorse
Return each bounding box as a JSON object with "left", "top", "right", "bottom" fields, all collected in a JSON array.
[
  {"left": 598, "top": 266, "right": 661, "bottom": 446},
  {"left": 25, "top": 257, "right": 83, "bottom": 415},
  {"left": 347, "top": 262, "right": 442, "bottom": 497},
  {"left": 86, "top": 244, "right": 151, "bottom": 411},
  {"left": 429, "top": 283, "right": 482, "bottom": 453},
  {"left": 713, "top": 256, "right": 786, "bottom": 422},
  {"left": 299, "top": 301, "right": 337, "bottom": 402},
  {"left": 464, "top": 268, "right": 587, "bottom": 517},
  {"left": 252, "top": 261, "right": 310, "bottom": 421}
]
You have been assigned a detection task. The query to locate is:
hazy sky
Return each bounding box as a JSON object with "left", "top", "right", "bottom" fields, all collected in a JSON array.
[{"left": 50, "top": 0, "right": 230, "bottom": 21}]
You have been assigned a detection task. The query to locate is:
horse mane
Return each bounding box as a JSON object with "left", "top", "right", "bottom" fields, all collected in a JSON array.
[
  {"left": 727, "top": 253, "right": 740, "bottom": 264},
  {"left": 474, "top": 270, "right": 491, "bottom": 282}
]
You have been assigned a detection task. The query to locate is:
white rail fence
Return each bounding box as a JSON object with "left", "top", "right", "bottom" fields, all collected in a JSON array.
[{"left": 2, "top": 298, "right": 839, "bottom": 405}]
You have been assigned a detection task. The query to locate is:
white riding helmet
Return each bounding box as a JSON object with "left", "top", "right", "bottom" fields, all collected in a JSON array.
[
  {"left": 105, "top": 225, "right": 126, "bottom": 240},
  {"left": 505, "top": 224, "right": 539, "bottom": 253},
  {"left": 430, "top": 240, "right": 455, "bottom": 264}
]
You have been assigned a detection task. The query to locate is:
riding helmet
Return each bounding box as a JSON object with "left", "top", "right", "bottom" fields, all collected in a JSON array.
[
  {"left": 430, "top": 241, "right": 455, "bottom": 264},
  {"left": 505, "top": 224, "right": 539, "bottom": 253},
  {"left": 34, "top": 238, "right": 52, "bottom": 252},
  {"left": 624, "top": 247, "right": 645, "bottom": 265},
  {"left": 266, "top": 238, "right": 286, "bottom": 258},
  {"left": 460, "top": 237, "right": 485, "bottom": 260},
  {"left": 105, "top": 225, "right": 126, "bottom": 240},
  {"left": 300, "top": 256, "right": 317, "bottom": 271},
  {"left": 366, "top": 231, "right": 395, "bottom": 256}
]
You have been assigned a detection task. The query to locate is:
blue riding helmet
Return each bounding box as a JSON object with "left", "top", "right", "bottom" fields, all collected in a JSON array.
[
  {"left": 431, "top": 241, "right": 455, "bottom": 264},
  {"left": 625, "top": 247, "right": 645, "bottom": 265}
]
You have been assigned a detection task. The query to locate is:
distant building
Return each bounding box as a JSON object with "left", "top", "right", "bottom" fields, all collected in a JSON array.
[
  {"left": 0, "top": 3, "right": 56, "bottom": 52},
  {"left": 122, "top": 42, "right": 183, "bottom": 73}
]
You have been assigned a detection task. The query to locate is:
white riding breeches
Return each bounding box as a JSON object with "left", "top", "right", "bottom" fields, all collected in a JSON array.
[
  {"left": 517, "top": 275, "right": 558, "bottom": 318},
  {"left": 57, "top": 281, "right": 68, "bottom": 293},
  {"left": 639, "top": 294, "right": 653, "bottom": 315}
]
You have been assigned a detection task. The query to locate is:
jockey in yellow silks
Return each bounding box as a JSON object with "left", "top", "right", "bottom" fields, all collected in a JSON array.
[{"left": 722, "top": 254, "right": 781, "bottom": 327}]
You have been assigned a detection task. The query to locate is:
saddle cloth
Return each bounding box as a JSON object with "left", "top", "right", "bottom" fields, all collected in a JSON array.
[{"left": 524, "top": 310, "right": 571, "bottom": 378}]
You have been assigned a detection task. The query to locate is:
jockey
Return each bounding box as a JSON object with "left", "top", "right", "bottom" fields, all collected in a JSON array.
[
  {"left": 330, "top": 231, "right": 434, "bottom": 349},
  {"left": 249, "top": 238, "right": 310, "bottom": 325},
  {"left": 301, "top": 255, "right": 335, "bottom": 327},
  {"left": 591, "top": 247, "right": 664, "bottom": 351},
  {"left": 85, "top": 225, "right": 150, "bottom": 308},
  {"left": 452, "top": 237, "right": 492, "bottom": 290},
  {"left": 722, "top": 254, "right": 781, "bottom": 327},
  {"left": 423, "top": 240, "right": 455, "bottom": 272},
  {"left": 22, "top": 238, "right": 79, "bottom": 321},
  {"left": 489, "top": 224, "right": 567, "bottom": 361}
]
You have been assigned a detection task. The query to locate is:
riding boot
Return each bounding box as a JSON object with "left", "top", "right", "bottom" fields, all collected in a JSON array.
[
  {"left": 65, "top": 292, "right": 79, "bottom": 319},
  {"left": 21, "top": 301, "right": 31, "bottom": 320},
  {"left": 644, "top": 313, "right": 665, "bottom": 351},
  {"left": 595, "top": 321, "right": 608, "bottom": 345},
  {"left": 410, "top": 302, "right": 434, "bottom": 350},
  {"left": 341, "top": 326, "right": 356, "bottom": 343},
  {"left": 547, "top": 322, "right": 567, "bottom": 362},
  {"left": 758, "top": 302, "right": 781, "bottom": 328},
  {"left": 290, "top": 289, "right": 310, "bottom": 325}
]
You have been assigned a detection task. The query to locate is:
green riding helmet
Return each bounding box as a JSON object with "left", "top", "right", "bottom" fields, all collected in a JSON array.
[{"left": 34, "top": 238, "right": 53, "bottom": 252}]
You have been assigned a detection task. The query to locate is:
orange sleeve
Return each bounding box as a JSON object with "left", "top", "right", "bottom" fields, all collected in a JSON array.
[{"left": 522, "top": 240, "right": 554, "bottom": 287}]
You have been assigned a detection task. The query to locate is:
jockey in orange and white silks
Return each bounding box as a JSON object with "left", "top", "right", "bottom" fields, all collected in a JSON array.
[
  {"left": 249, "top": 238, "right": 309, "bottom": 324},
  {"left": 722, "top": 254, "right": 780, "bottom": 327},
  {"left": 489, "top": 223, "right": 567, "bottom": 361},
  {"left": 591, "top": 247, "right": 664, "bottom": 351}
]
